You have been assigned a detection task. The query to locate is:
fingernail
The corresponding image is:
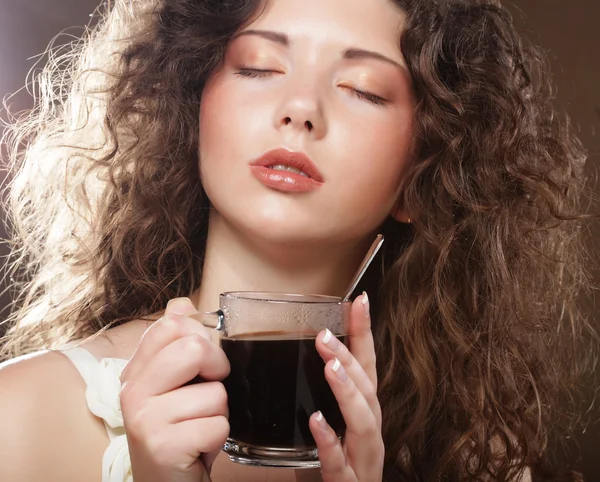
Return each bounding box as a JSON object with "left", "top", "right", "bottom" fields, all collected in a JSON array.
[
  {"left": 331, "top": 358, "right": 348, "bottom": 383},
  {"left": 166, "top": 297, "right": 197, "bottom": 315},
  {"left": 361, "top": 291, "right": 370, "bottom": 317},
  {"left": 315, "top": 411, "right": 328, "bottom": 430},
  {"left": 322, "top": 328, "right": 341, "bottom": 352}
]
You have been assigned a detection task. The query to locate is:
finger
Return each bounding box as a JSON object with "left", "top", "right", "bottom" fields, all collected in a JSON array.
[
  {"left": 316, "top": 328, "right": 381, "bottom": 427},
  {"left": 148, "top": 382, "right": 229, "bottom": 424},
  {"left": 137, "top": 415, "right": 229, "bottom": 472},
  {"left": 122, "top": 298, "right": 212, "bottom": 381},
  {"left": 168, "top": 417, "right": 230, "bottom": 473},
  {"left": 324, "top": 357, "right": 382, "bottom": 476},
  {"left": 309, "top": 411, "right": 353, "bottom": 482},
  {"left": 348, "top": 292, "right": 378, "bottom": 389},
  {"left": 126, "top": 334, "right": 230, "bottom": 398}
]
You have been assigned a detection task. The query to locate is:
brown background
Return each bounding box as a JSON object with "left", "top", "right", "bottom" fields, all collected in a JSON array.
[{"left": 1, "top": 0, "right": 599, "bottom": 478}]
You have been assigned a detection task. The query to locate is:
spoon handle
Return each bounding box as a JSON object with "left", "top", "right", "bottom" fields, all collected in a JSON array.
[{"left": 342, "top": 234, "right": 385, "bottom": 301}]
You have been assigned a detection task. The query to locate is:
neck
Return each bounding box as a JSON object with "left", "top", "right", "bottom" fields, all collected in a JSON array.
[{"left": 191, "top": 209, "right": 371, "bottom": 313}]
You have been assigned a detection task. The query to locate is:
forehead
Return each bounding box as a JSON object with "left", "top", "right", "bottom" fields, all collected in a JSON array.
[{"left": 246, "top": 0, "right": 407, "bottom": 54}]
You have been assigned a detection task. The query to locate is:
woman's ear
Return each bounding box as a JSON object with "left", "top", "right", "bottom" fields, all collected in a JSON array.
[{"left": 390, "top": 198, "right": 411, "bottom": 224}]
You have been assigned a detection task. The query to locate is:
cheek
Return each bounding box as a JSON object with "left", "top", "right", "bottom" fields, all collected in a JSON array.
[
  {"left": 199, "top": 73, "right": 235, "bottom": 166},
  {"left": 340, "top": 110, "right": 414, "bottom": 214},
  {"left": 199, "top": 72, "right": 270, "bottom": 174}
]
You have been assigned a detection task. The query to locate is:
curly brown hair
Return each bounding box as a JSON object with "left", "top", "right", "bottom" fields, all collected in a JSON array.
[{"left": 1, "top": 0, "right": 597, "bottom": 480}]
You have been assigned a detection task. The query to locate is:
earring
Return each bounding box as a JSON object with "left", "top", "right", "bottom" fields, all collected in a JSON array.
[{"left": 407, "top": 217, "right": 411, "bottom": 224}]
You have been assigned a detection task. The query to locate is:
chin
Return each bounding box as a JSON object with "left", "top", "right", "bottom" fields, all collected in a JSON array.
[
  {"left": 206, "top": 184, "right": 378, "bottom": 248},
  {"left": 239, "top": 214, "right": 328, "bottom": 246},
  {"left": 235, "top": 214, "right": 376, "bottom": 255}
]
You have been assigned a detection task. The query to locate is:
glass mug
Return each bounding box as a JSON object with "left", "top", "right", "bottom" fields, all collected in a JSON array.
[{"left": 193, "top": 291, "right": 351, "bottom": 469}]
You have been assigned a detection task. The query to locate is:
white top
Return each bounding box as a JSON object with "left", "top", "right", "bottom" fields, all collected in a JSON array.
[{"left": 59, "top": 346, "right": 132, "bottom": 482}]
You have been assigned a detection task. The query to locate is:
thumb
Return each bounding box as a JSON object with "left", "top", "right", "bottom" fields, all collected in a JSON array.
[{"left": 165, "top": 297, "right": 198, "bottom": 316}]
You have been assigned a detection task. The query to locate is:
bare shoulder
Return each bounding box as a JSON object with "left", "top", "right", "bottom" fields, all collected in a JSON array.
[
  {"left": 0, "top": 350, "right": 109, "bottom": 482},
  {"left": 76, "top": 317, "right": 154, "bottom": 360}
]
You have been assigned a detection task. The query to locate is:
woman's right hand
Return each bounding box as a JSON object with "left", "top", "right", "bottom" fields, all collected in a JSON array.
[{"left": 119, "top": 297, "right": 231, "bottom": 482}]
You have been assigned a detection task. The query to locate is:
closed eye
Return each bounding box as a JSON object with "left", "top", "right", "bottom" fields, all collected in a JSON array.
[
  {"left": 235, "top": 68, "right": 277, "bottom": 78},
  {"left": 235, "top": 68, "right": 388, "bottom": 106},
  {"left": 347, "top": 88, "right": 388, "bottom": 106}
]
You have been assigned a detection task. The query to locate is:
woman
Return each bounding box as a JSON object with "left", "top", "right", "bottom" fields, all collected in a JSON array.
[{"left": 0, "top": 0, "right": 596, "bottom": 480}]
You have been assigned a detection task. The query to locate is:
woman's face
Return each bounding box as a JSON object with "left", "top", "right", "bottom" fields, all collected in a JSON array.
[{"left": 199, "top": 0, "right": 414, "bottom": 246}]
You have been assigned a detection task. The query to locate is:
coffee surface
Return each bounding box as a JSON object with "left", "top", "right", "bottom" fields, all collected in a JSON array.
[{"left": 222, "top": 331, "right": 347, "bottom": 448}]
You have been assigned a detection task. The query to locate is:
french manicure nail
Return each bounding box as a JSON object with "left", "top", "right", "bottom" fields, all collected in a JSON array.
[
  {"left": 361, "top": 291, "right": 370, "bottom": 317},
  {"left": 332, "top": 358, "right": 348, "bottom": 383},
  {"left": 322, "top": 328, "right": 341, "bottom": 352},
  {"left": 315, "top": 411, "right": 328, "bottom": 430}
]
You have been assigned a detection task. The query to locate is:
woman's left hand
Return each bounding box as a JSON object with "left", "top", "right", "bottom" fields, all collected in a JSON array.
[{"left": 310, "top": 292, "right": 384, "bottom": 482}]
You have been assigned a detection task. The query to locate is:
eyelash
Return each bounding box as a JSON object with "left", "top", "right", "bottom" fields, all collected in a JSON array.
[{"left": 234, "top": 68, "right": 388, "bottom": 106}]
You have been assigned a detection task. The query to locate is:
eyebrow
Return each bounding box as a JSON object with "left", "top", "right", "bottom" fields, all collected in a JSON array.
[{"left": 231, "top": 29, "right": 407, "bottom": 73}]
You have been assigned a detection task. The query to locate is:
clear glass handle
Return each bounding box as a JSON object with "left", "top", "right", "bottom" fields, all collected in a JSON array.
[{"left": 191, "top": 310, "right": 225, "bottom": 332}]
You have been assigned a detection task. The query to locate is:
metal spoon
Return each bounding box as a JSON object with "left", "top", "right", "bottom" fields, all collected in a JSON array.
[{"left": 342, "top": 234, "right": 385, "bottom": 301}]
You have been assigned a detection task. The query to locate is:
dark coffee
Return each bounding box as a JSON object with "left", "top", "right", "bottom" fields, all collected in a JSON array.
[{"left": 221, "top": 331, "right": 347, "bottom": 448}]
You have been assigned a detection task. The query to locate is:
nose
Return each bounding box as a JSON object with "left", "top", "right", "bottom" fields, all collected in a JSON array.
[{"left": 274, "top": 77, "right": 327, "bottom": 140}]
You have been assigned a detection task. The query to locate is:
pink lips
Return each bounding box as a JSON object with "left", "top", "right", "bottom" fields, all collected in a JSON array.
[{"left": 249, "top": 148, "right": 324, "bottom": 193}]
